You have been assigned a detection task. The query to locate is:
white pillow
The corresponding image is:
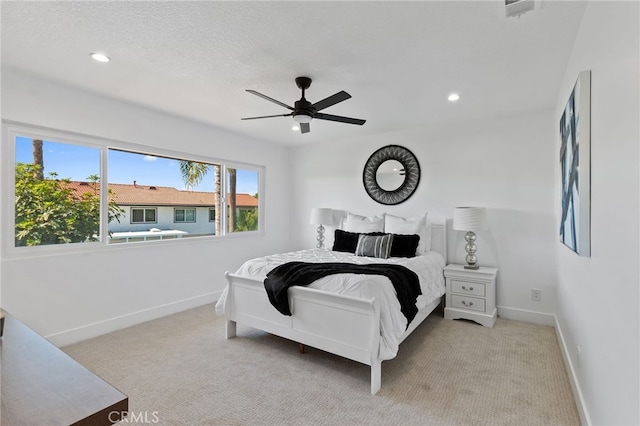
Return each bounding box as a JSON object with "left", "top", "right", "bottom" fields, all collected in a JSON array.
[
  {"left": 423, "top": 223, "right": 433, "bottom": 254},
  {"left": 344, "top": 213, "right": 385, "bottom": 233},
  {"left": 337, "top": 216, "right": 347, "bottom": 230},
  {"left": 384, "top": 213, "right": 430, "bottom": 255}
]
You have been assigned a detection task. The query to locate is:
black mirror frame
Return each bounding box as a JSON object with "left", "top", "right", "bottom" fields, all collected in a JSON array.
[{"left": 362, "top": 145, "right": 420, "bottom": 205}]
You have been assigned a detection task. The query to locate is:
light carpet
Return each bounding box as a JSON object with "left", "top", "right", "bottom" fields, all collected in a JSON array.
[{"left": 63, "top": 304, "right": 580, "bottom": 425}]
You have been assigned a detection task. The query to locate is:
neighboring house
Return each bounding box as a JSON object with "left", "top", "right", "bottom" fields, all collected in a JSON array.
[{"left": 65, "top": 181, "right": 258, "bottom": 238}]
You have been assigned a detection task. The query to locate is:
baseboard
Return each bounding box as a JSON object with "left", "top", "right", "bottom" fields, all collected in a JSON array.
[
  {"left": 497, "top": 306, "right": 556, "bottom": 326},
  {"left": 554, "top": 317, "right": 591, "bottom": 426},
  {"left": 49, "top": 291, "right": 222, "bottom": 347}
]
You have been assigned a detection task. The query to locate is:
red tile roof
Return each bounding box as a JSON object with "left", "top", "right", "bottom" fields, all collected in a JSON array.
[{"left": 64, "top": 181, "right": 258, "bottom": 207}]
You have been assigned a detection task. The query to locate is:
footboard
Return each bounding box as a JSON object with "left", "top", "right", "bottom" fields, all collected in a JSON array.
[{"left": 223, "top": 271, "right": 383, "bottom": 394}]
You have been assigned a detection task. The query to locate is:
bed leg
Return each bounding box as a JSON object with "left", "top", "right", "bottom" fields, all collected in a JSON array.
[
  {"left": 298, "top": 343, "right": 305, "bottom": 354},
  {"left": 371, "top": 361, "right": 381, "bottom": 395},
  {"left": 225, "top": 320, "right": 237, "bottom": 339}
]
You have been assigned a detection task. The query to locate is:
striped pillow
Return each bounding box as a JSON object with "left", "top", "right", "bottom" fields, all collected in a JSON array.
[{"left": 355, "top": 234, "right": 394, "bottom": 259}]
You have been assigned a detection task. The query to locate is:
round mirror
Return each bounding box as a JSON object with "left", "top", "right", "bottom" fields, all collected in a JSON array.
[
  {"left": 376, "top": 160, "right": 405, "bottom": 191},
  {"left": 363, "top": 145, "right": 420, "bottom": 205}
]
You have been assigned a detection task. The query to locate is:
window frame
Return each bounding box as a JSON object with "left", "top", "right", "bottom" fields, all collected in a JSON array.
[
  {"left": 131, "top": 207, "right": 158, "bottom": 224},
  {"left": 173, "top": 208, "right": 196, "bottom": 223},
  {"left": 2, "top": 120, "right": 265, "bottom": 257},
  {"left": 222, "top": 164, "right": 262, "bottom": 234}
]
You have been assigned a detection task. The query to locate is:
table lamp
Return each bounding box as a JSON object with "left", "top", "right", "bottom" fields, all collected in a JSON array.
[
  {"left": 452, "top": 207, "right": 488, "bottom": 270},
  {"left": 310, "top": 208, "right": 334, "bottom": 249}
]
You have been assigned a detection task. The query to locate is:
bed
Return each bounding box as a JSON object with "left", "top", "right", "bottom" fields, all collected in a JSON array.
[{"left": 215, "top": 214, "right": 447, "bottom": 394}]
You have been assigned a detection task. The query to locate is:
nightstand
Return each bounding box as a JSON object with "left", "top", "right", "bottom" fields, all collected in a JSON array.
[{"left": 444, "top": 264, "right": 498, "bottom": 328}]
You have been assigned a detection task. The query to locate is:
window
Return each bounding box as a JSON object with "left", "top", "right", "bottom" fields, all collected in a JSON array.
[
  {"left": 226, "top": 168, "right": 259, "bottom": 233},
  {"left": 13, "top": 136, "right": 105, "bottom": 247},
  {"left": 131, "top": 208, "right": 157, "bottom": 224},
  {"left": 108, "top": 149, "right": 222, "bottom": 241},
  {"left": 174, "top": 208, "right": 196, "bottom": 223},
  {"left": 7, "top": 124, "right": 263, "bottom": 250}
]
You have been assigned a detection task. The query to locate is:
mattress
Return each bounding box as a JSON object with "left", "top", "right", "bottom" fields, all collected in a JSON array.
[{"left": 216, "top": 248, "right": 446, "bottom": 360}]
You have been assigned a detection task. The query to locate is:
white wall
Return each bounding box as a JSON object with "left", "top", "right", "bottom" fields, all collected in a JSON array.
[
  {"left": 290, "top": 109, "right": 558, "bottom": 324},
  {"left": 554, "top": 2, "right": 639, "bottom": 425},
  {"left": 0, "top": 69, "right": 291, "bottom": 345}
]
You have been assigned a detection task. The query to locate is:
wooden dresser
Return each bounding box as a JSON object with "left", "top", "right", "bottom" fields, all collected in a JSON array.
[{"left": 0, "top": 310, "right": 128, "bottom": 425}]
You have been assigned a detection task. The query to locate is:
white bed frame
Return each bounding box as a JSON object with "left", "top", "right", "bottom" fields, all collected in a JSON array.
[{"left": 223, "top": 221, "right": 447, "bottom": 395}]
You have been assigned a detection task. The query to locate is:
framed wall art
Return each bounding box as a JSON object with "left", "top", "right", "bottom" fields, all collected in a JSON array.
[{"left": 559, "top": 70, "right": 591, "bottom": 257}]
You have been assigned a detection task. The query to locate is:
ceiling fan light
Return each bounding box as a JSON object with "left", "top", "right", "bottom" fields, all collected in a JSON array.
[{"left": 293, "top": 113, "right": 312, "bottom": 123}]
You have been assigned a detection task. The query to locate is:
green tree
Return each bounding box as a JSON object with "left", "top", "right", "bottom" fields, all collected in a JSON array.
[
  {"left": 14, "top": 163, "right": 123, "bottom": 246},
  {"left": 235, "top": 208, "right": 258, "bottom": 232}
]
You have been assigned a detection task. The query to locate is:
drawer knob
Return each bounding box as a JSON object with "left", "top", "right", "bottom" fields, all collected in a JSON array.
[
  {"left": 462, "top": 300, "right": 474, "bottom": 307},
  {"left": 462, "top": 285, "right": 474, "bottom": 291}
]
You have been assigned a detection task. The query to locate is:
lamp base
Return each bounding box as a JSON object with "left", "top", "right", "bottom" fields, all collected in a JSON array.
[
  {"left": 316, "top": 224, "right": 325, "bottom": 249},
  {"left": 463, "top": 231, "right": 479, "bottom": 270}
]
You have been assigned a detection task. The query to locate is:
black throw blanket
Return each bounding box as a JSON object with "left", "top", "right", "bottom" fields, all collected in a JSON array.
[{"left": 264, "top": 262, "right": 422, "bottom": 326}]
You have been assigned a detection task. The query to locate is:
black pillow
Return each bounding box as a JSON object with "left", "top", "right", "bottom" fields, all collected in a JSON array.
[
  {"left": 388, "top": 234, "right": 420, "bottom": 258},
  {"left": 332, "top": 229, "right": 361, "bottom": 253},
  {"left": 333, "top": 229, "right": 419, "bottom": 258}
]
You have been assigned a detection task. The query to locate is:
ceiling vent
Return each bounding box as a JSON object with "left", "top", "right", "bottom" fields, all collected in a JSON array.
[{"left": 505, "top": 0, "right": 535, "bottom": 18}]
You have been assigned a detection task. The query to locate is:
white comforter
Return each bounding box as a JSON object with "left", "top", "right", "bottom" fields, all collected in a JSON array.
[{"left": 215, "top": 248, "right": 445, "bottom": 360}]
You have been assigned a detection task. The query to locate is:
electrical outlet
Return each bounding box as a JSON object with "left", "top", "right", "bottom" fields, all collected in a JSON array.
[{"left": 531, "top": 288, "right": 542, "bottom": 302}]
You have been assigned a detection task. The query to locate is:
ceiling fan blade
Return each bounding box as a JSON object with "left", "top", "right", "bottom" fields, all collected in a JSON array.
[
  {"left": 241, "top": 113, "right": 293, "bottom": 120},
  {"left": 246, "top": 90, "right": 294, "bottom": 111},
  {"left": 314, "top": 112, "right": 366, "bottom": 125},
  {"left": 312, "top": 91, "right": 351, "bottom": 111},
  {"left": 300, "top": 122, "right": 310, "bottom": 134}
]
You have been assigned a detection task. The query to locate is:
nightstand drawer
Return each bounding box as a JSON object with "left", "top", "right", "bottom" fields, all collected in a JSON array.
[
  {"left": 451, "top": 280, "right": 485, "bottom": 297},
  {"left": 450, "top": 295, "right": 486, "bottom": 312}
]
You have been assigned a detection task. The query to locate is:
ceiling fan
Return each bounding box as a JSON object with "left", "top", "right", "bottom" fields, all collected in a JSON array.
[{"left": 241, "top": 77, "right": 366, "bottom": 134}]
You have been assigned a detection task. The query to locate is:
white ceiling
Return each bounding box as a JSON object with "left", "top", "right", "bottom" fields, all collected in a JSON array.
[{"left": 1, "top": 1, "right": 587, "bottom": 146}]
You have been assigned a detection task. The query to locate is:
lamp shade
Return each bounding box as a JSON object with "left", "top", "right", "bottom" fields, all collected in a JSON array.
[
  {"left": 310, "top": 208, "right": 334, "bottom": 226},
  {"left": 452, "top": 207, "right": 488, "bottom": 231}
]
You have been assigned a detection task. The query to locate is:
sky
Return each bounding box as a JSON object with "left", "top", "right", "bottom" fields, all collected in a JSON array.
[{"left": 15, "top": 137, "right": 259, "bottom": 195}]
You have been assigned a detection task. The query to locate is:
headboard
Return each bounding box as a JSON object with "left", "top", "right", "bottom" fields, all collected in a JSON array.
[{"left": 429, "top": 220, "right": 448, "bottom": 265}]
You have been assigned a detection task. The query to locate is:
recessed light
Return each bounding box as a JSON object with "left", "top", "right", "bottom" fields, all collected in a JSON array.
[
  {"left": 448, "top": 93, "right": 460, "bottom": 102},
  {"left": 292, "top": 125, "right": 300, "bottom": 131},
  {"left": 90, "top": 52, "right": 111, "bottom": 63}
]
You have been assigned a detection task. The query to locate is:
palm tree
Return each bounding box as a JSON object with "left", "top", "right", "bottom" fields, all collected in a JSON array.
[
  {"left": 228, "top": 168, "right": 236, "bottom": 232},
  {"left": 179, "top": 161, "right": 236, "bottom": 235},
  {"left": 33, "top": 139, "right": 44, "bottom": 180}
]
